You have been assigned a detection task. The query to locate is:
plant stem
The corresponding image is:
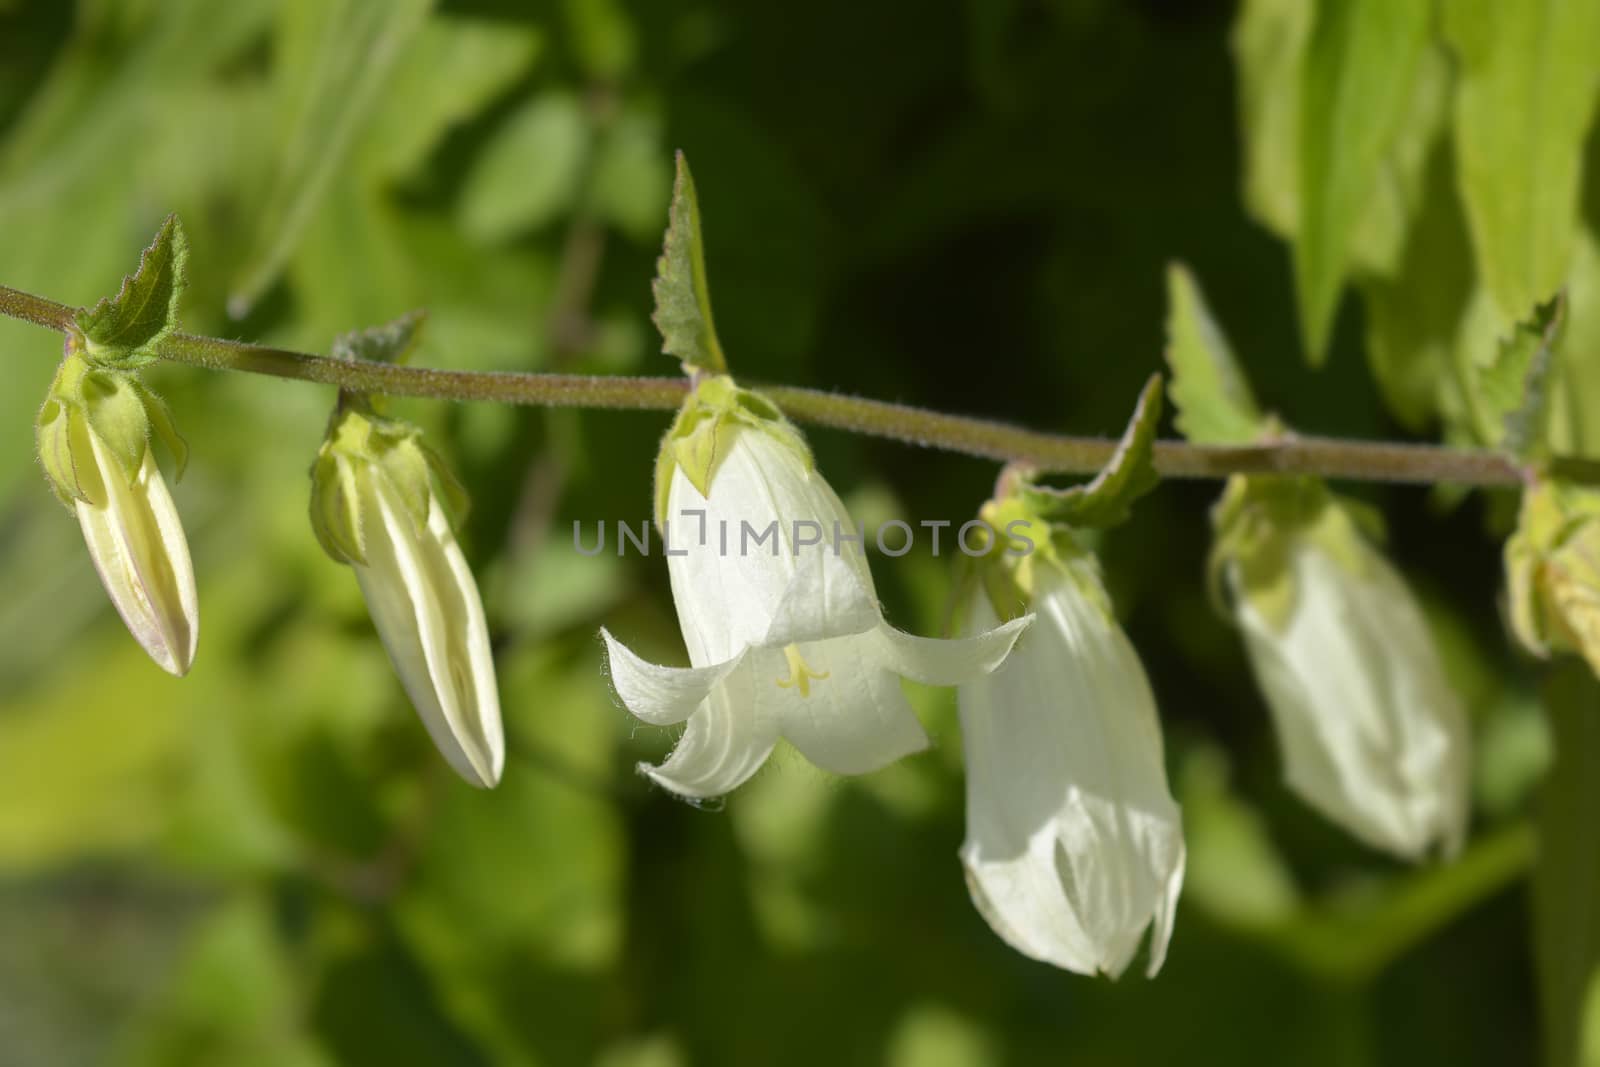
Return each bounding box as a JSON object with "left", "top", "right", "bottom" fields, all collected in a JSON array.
[{"left": 4, "top": 282, "right": 1594, "bottom": 486}]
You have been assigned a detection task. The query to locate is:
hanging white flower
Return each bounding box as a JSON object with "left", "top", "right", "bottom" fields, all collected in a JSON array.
[
  {"left": 1213, "top": 475, "right": 1470, "bottom": 859},
  {"left": 311, "top": 404, "right": 503, "bottom": 788},
  {"left": 602, "top": 376, "right": 1031, "bottom": 799},
  {"left": 37, "top": 349, "right": 198, "bottom": 676},
  {"left": 959, "top": 506, "right": 1184, "bottom": 978}
]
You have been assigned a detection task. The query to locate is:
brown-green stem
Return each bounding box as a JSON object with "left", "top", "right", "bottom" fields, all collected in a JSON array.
[{"left": 4, "top": 282, "right": 1593, "bottom": 487}]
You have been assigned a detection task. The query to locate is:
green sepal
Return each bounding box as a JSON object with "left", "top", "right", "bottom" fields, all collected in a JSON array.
[
  {"left": 1208, "top": 474, "right": 1375, "bottom": 631},
  {"left": 1019, "top": 373, "right": 1163, "bottom": 529},
  {"left": 651, "top": 151, "right": 729, "bottom": 376},
  {"left": 80, "top": 369, "right": 152, "bottom": 489},
  {"left": 309, "top": 447, "right": 367, "bottom": 565},
  {"left": 1164, "top": 263, "right": 1268, "bottom": 445},
  {"left": 653, "top": 374, "right": 812, "bottom": 528},
  {"left": 1473, "top": 294, "right": 1564, "bottom": 459},
  {"left": 334, "top": 309, "right": 428, "bottom": 365},
  {"left": 74, "top": 214, "right": 188, "bottom": 368},
  {"left": 1503, "top": 478, "right": 1600, "bottom": 669},
  {"left": 132, "top": 379, "right": 190, "bottom": 480}
]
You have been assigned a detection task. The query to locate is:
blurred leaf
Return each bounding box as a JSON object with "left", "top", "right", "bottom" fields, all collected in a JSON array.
[
  {"left": 1294, "top": 0, "right": 1429, "bottom": 362},
  {"left": 333, "top": 310, "right": 427, "bottom": 365},
  {"left": 563, "top": 0, "right": 638, "bottom": 81},
  {"left": 1443, "top": 0, "right": 1600, "bottom": 323},
  {"left": 1359, "top": 143, "right": 1476, "bottom": 430},
  {"left": 121, "top": 895, "right": 334, "bottom": 1067},
  {"left": 1179, "top": 747, "right": 1299, "bottom": 930},
  {"left": 458, "top": 92, "right": 590, "bottom": 243},
  {"left": 651, "top": 151, "right": 729, "bottom": 375},
  {"left": 360, "top": 16, "right": 542, "bottom": 183},
  {"left": 885, "top": 1005, "right": 997, "bottom": 1067},
  {"left": 587, "top": 109, "right": 673, "bottom": 243},
  {"left": 1555, "top": 231, "right": 1600, "bottom": 457},
  {"left": 1534, "top": 663, "right": 1600, "bottom": 1067},
  {"left": 76, "top": 214, "right": 187, "bottom": 365},
  {"left": 1021, "top": 374, "right": 1162, "bottom": 528},
  {"left": 1472, "top": 293, "right": 1564, "bottom": 457},
  {"left": 229, "top": 0, "right": 433, "bottom": 316},
  {"left": 1164, "top": 263, "right": 1265, "bottom": 445},
  {"left": 1232, "top": 0, "right": 1314, "bottom": 237}
]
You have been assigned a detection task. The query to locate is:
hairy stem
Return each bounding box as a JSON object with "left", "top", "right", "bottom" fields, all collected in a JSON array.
[{"left": 4, "top": 283, "right": 1594, "bottom": 486}]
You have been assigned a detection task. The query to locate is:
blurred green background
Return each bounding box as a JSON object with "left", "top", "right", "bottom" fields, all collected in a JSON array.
[{"left": 0, "top": 1, "right": 1588, "bottom": 1064}]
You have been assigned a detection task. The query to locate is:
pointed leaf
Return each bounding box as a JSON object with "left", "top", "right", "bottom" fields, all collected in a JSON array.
[
  {"left": 1294, "top": 0, "right": 1430, "bottom": 362},
  {"left": 1443, "top": 0, "right": 1600, "bottom": 322},
  {"left": 1475, "top": 294, "right": 1565, "bottom": 458},
  {"left": 333, "top": 309, "right": 427, "bottom": 365},
  {"left": 1164, "top": 263, "right": 1265, "bottom": 445},
  {"left": 1021, "top": 374, "right": 1163, "bottom": 529},
  {"left": 74, "top": 214, "right": 189, "bottom": 366},
  {"left": 652, "top": 151, "right": 728, "bottom": 374}
]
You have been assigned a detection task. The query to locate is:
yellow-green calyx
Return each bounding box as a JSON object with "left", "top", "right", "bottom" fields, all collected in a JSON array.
[
  {"left": 36, "top": 344, "right": 187, "bottom": 510},
  {"left": 310, "top": 402, "right": 467, "bottom": 566},
  {"left": 1208, "top": 475, "right": 1377, "bottom": 630},
  {"left": 969, "top": 491, "right": 1108, "bottom": 625},
  {"left": 653, "top": 374, "right": 811, "bottom": 528},
  {"left": 1504, "top": 478, "right": 1600, "bottom": 673}
]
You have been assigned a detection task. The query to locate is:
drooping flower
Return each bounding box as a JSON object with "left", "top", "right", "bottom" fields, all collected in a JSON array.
[
  {"left": 958, "top": 497, "right": 1185, "bottom": 977},
  {"left": 311, "top": 402, "right": 503, "bottom": 788},
  {"left": 601, "top": 375, "right": 1031, "bottom": 799},
  {"left": 1212, "top": 475, "right": 1470, "bottom": 859},
  {"left": 36, "top": 346, "right": 198, "bottom": 675}
]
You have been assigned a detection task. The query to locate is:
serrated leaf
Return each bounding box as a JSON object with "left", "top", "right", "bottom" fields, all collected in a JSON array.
[
  {"left": 333, "top": 309, "right": 427, "bottom": 365},
  {"left": 1021, "top": 374, "right": 1163, "bottom": 529},
  {"left": 1164, "top": 263, "right": 1265, "bottom": 445},
  {"left": 1533, "top": 663, "right": 1600, "bottom": 1067},
  {"left": 1294, "top": 0, "right": 1430, "bottom": 362},
  {"left": 652, "top": 151, "right": 728, "bottom": 375},
  {"left": 74, "top": 214, "right": 188, "bottom": 365},
  {"left": 1443, "top": 0, "right": 1600, "bottom": 323},
  {"left": 1475, "top": 294, "right": 1565, "bottom": 458}
]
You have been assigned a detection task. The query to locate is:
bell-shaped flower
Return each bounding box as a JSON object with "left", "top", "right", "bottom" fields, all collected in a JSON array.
[
  {"left": 601, "top": 376, "right": 1030, "bottom": 799},
  {"left": 311, "top": 403, "right": 503, "bottom": 788},
  {"left": 958, "top": 504, "right": 1184, "bottom": 978},
  {"left": 1504, "top": 478, "right": 1600, "bottom": 678},
  {"left": 36, "top": 348, "right": 197, "bottom": 675},
  {"left": 1212, "top": 475, "right": 1470, "bottom": 859}
]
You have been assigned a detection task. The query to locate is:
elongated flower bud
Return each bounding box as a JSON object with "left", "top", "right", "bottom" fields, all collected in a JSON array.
[
  {"left": 1212, "top": 476, "right": 1470, "bottom": 859},
  {"left": 960, "top": 504, "right": 1184, "bottom": 978},
  {"left": 37, "top": 348, "right": 197, "bottom": 675},
  {"left": 311, "top": 405, "right": 503, "bottom": 788}
]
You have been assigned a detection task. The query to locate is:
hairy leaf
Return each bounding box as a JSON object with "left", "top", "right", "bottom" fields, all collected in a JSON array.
[
  {"left": 1164, "top": 263, "right": 1264, "bottom": 445},
  {"left": 74, "top": 214, "right": 188, "bottom": 365},
  {"left": 652, "top": 151, "right": 728, "bottom": 375},
  {"left": 332, "top": 309, "right": 427, "bottom": 365},
  {"left": 1021, "top": 374, "right": 1163, "bottom": 529},
  {"left": 1475, "top": 295, "right": 1565, "bottom": 458}
]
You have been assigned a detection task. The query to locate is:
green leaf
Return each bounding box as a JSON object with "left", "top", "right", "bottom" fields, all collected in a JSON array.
[
  {"left": 1358, "top": 144, "right": 1476, "bottom": 430},
  {"left": 1474, "top": 294, "right": 1565, "bottom": 458},
  {"left": 73, "top": 214, "right": 188, "bottom": 366},
  {"left": 1163, "top": 263, "right": 1265, "bottom": 445},
  {"left": 1533, "top": 663, "right": 1600, "bottom": 1067},
  {"left": 457, "top": 91, "right": 590, "bottom": 243},
  {"left": 1444, "top": 0, "right": 1600, "bottom": 324},
  {"left": 1231, "top": 0, "right": 1315, "bottom": 238},
  {"left": 1294, "top": 0, "right": 1430, "bottom": 362},
  {"left": 652, "top": 151, "right": 728, "bottom": 375},
  {"left": 332, "top": 309, "right": 427, "bottom": 365},
  {"left": 1021, "top": 373, "right": 1163, "bottom": 529},
  {"left": 228, "top": 0, "right": 434, "bottom": 316}
]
